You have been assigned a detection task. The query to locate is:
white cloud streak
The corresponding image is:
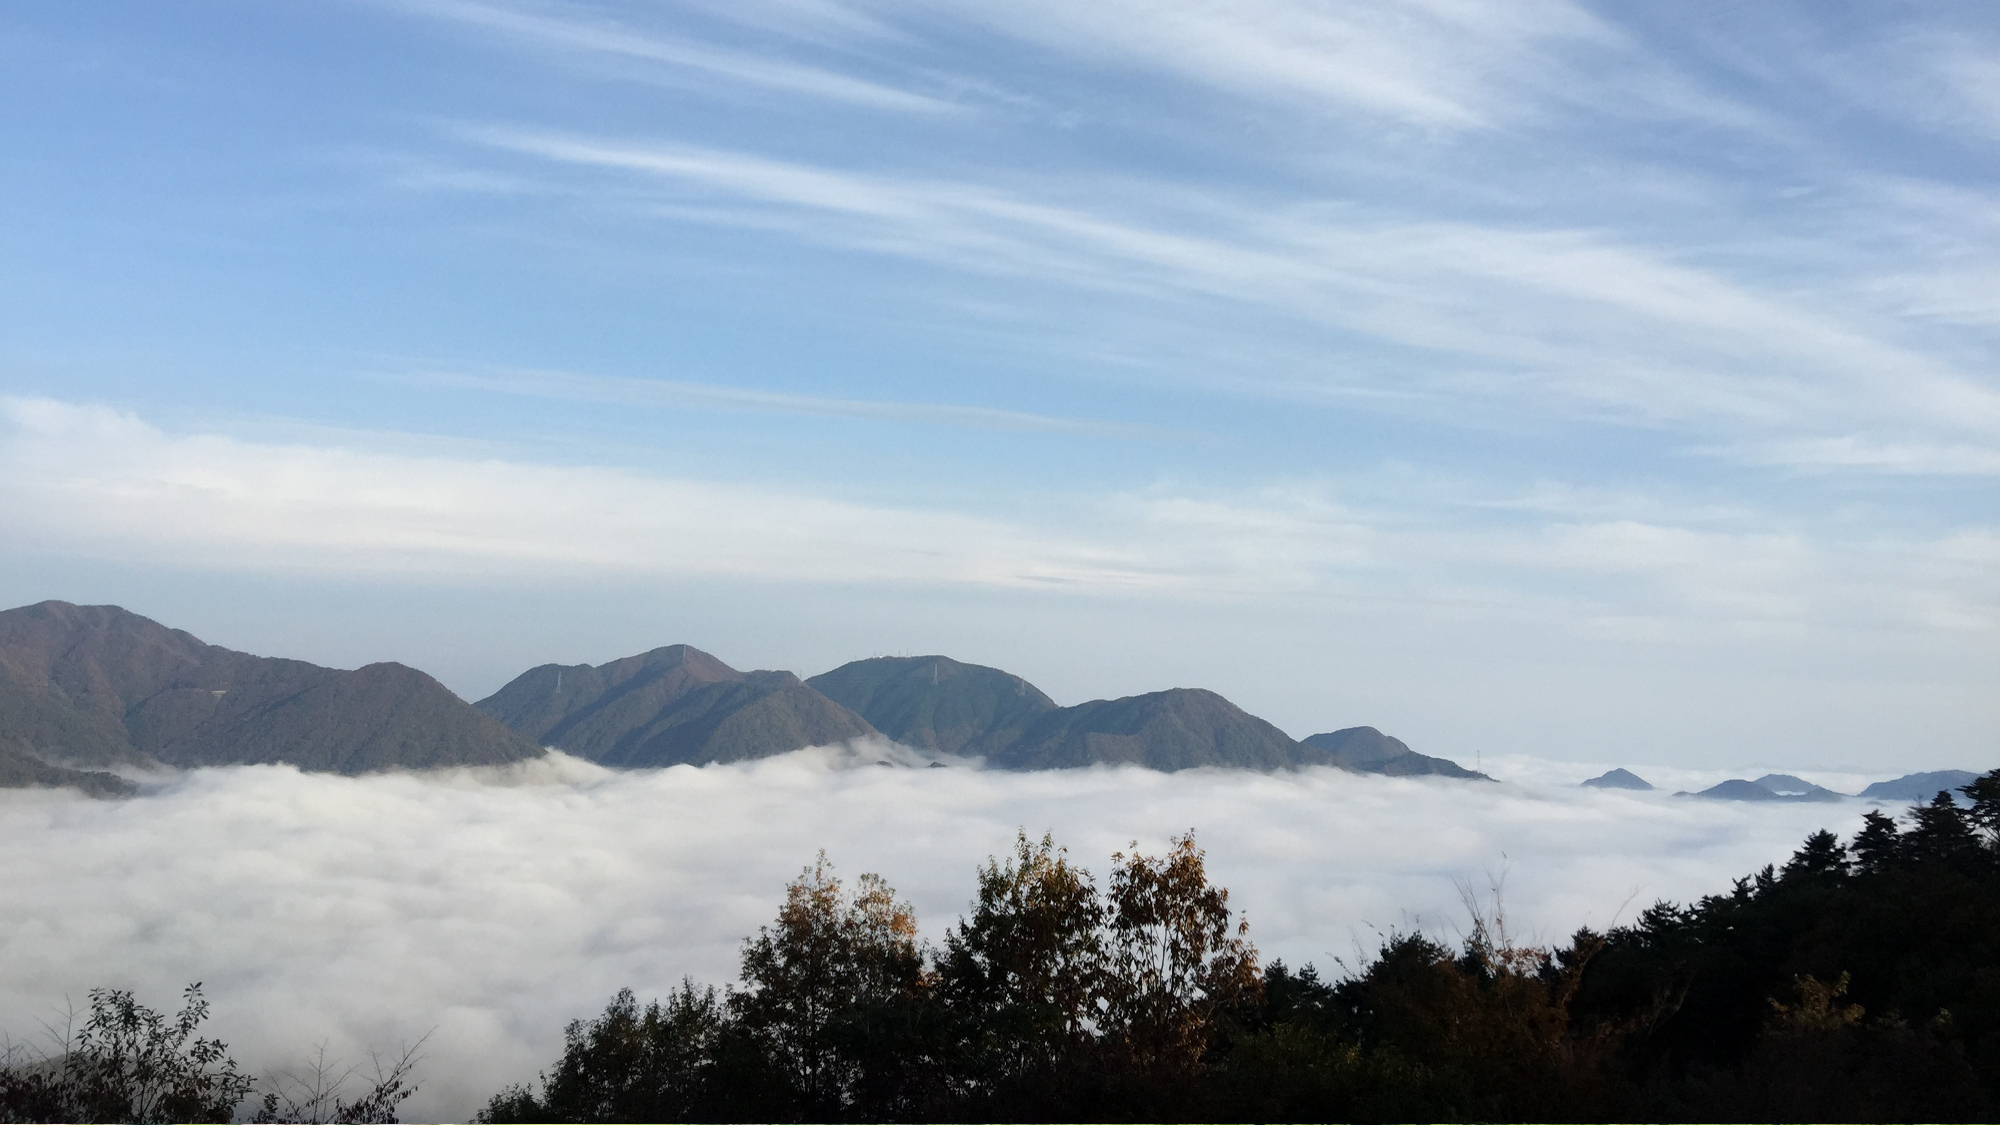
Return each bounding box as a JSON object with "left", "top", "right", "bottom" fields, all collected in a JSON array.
[
  {"left": 0, "top": 398, "right": 1154, "bottom": 590},
  {"left": 0, "top": 752, "right": 1886, "bottom": 1121},
  {"left": 1725, "top": 436, "right": 2000, "bottom": 476},
  {"left": 408, "top": 366, "right": 1172, "bottom": 439},
  {"left": 910, "top": 0, "right": 1618, "bottom": 130},
  {"left": 3, "top": 397, "right": 1993, "bottom": 637},
  {"left": 382, "top": 0, "right": 946, "bottom": 111}
]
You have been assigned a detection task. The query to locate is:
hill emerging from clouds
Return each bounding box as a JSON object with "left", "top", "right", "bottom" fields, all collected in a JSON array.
[
  {"left": 988, "top": 687, "right": 1313, "bottom": 771},
  {"left": 1301, "top": 726, "right": 1492, "bottom": 780},
  {"left": 806, "top": 655, "right": 1057, "bottom": 756},
  {"left": 0, "top": 601, "right": 543, "bottom": 786},
  {"left": 475, "top": 646, "right": 880, "bottom": 767}
]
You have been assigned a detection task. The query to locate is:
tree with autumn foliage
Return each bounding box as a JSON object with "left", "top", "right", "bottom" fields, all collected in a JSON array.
[
  {"left": 1099, "top": 832, "right": 1261, "bottom": 1088},
  {"left": 730, "top": 853, "right": 936, "bottom": 1118}
]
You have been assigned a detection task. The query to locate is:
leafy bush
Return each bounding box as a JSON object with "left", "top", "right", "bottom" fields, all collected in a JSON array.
[
  {"left": 0, "top": 986, "right": 422, "bottom": 1125},
  {"left": 0, "top": 984, "right": 251, "bottom": 1124}
]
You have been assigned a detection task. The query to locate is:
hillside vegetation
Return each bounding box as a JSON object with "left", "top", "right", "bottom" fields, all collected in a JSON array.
[{"left": 476, "top": 772, "right": 2000, "bottom": 1123}]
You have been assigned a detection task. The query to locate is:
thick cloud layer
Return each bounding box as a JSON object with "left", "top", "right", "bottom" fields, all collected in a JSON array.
[{"left": 3, "top": 749, "right": 1881, "bottom": 1121}]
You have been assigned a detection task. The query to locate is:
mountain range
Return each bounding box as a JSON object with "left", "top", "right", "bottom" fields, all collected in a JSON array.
[
  {"left": 477, "top": 647, "right": 1486, "bottom": 778},
  {"left": 1584, "top": 767, "right": 1981, "bottom": 804},
  {"left": 53, "top": 599, "right": 1994, "bottom": 798},
  {"left": 1857, "top": 770, "right": 1981, "bottom": 802}
]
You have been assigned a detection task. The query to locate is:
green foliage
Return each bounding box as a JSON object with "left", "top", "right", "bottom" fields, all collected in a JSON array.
[
  {"left": 0, "top": 984, "right": 253, "bottom": 1124},
  {"left": 1563, "top": 771, "right": 2000, "bottom": 1121},
  {"left": 0, "top": 987, "right": 424, "bottom": 1125},
  {"left": 478, "top": 983, "right": 778, "bottom": 1124}
]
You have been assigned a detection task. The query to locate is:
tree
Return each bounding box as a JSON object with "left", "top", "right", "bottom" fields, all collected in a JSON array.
[
  {"left": 936, "top": 832, "right": 1106, "bottom": 1107},
  {"left": 477, "top": 983, "right": 755, "bottom": 1124},
  {"left": 1850, "top": 808, "right": 1902, "bottom": 873},
  {"left": 1905, "top": 791, "right": 1985, "bottom": 870},
  {"left": 252, "top": 1038, "right": 424, "bottom": 1125},
  {"left": 730, "top": 853, "right": 932, "bottom": 1118},
  {"left": 1780, "top": 829, "right": 1850, "bottom": 882},
  {"left": 1100, "top": 831, "right": 1261, "bottom": 1082},
  {"left": 1961, "top": 768, "right": 2000, "bottom": 842}
]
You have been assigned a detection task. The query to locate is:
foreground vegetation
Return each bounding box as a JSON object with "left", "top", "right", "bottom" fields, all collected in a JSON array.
[
  {"left": 7, "top": 770, "right": 1998, "bottom": 1122},
  {"left": 481, "top": 772, "right": 2000, "bottom": 1123},
  {"left": 0, "top": 987, "right": 419, "bottom": 1125}
]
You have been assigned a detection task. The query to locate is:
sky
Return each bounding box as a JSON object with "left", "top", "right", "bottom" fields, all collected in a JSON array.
[
  {"left": 1, "top": 1, "right": 1997, "bottom": 772},
  {"left": 0, "top": 750, "right": 1890, "bottom": 1121}
]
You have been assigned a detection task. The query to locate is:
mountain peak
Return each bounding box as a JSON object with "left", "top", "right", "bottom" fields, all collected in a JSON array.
[
  {"left": 1300, "top": 726, "right": 1490, "bottom": 780},
  {"left": 479, "top": 646, "right": 877, "bottom": 766},
  {"left": 1583, "top": 768, "right": 1654, "bottom": 791},
  {"left": 987, "top": 687, "right": 1307, "bottom": 772},
  {"left": 807, "top": 655, "right": 1056, "bottom": 755}
]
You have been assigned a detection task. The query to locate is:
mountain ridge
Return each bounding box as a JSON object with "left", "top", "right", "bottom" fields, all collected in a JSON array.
[
  {"left": 476, "top": 646, "right": 879, "bottom": 767},
  {"left": 0, "top": 601, "right": 543, "bottom": 791},
  {"left": 806, "top": 655, "right": 1057, "bottom": 756},
  {"left": 986, "top": 687, "right": 1316, "bottom": 772},
  {"left": 1300, "top": 726, "right": 1493, "bottom": 780},
  {"left": 0, "top": 601, "right": 1755, "bottom": 792}
]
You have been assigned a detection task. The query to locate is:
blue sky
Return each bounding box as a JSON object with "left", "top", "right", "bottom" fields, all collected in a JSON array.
[{"left": 1, "top": 0, "right": 1995, "bottom": 770}]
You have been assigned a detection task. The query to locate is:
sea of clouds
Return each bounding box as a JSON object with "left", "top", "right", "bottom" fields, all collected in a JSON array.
[{"left": 1, "top": 747, "right": 1898, "bottom": 1121}]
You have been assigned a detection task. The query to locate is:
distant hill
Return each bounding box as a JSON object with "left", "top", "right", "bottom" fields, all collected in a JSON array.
[
  {"left": 1300, "top": 726, "right": 1491, "bottom": 780},
  {"left": 806, "top": 655, "right": 1057, "bottom": 755},
  {"left": 1685, "top": 777, "right": 1844, "bottom": 802},
  {"left": 0, "top": 601, "right": 542, "bottom": 791},
  {"left": 477, "top": 645, "right": 879, "bottom": 767},
  {"left": 1688, "top": 779, "right": 1784, "bottom": 801},
  {"left": 1752, "top": 773, "right": 1844, "bottom": 797},
  {"left": 1860, "top": 770, "right": 1981, "bottom": 802},
  {"left": 985, "top": 688, "right": 1316, "bottom": 772},
  {"left": 1583, "top": 768, "right": 1653, "bottom": 791}
]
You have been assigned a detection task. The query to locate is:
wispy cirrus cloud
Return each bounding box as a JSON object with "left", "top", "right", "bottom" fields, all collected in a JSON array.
[
  {"left": 379, "top": 0, "right": 947, "bottom": 111},
  {"left": 348, "top": 4, "right": 2000, "bottom": 481},
  {"left": 404, "top": 366, "right": 1174, "bottom": 439},
  {"left": 905, "top": 0, "right": 1616, "bottom": 130},
  {"left": 1720, "top": 436, "right": 2000, "bottom": 477},
  {"left": 456, "top": 126, "right": 2000, "bottom": 452}
]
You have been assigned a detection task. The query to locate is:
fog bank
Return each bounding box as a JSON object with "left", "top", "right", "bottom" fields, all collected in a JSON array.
[{"left": 2, "top": 749, "right": 1880, "bottom": 1121}]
